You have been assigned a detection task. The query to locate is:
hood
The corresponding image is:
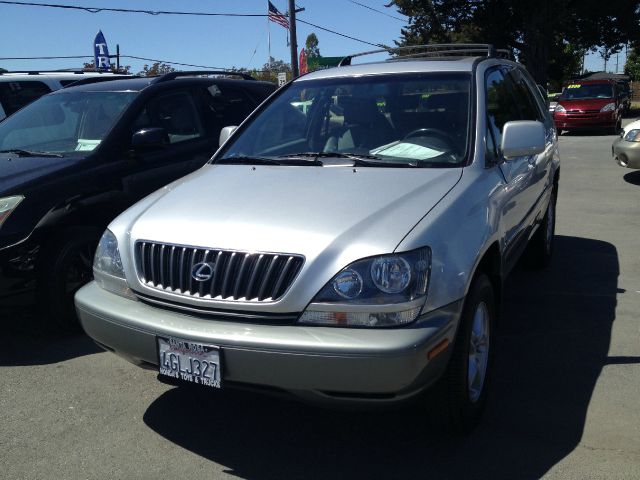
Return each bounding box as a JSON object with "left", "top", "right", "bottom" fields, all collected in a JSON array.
[
  {"left": 556, "top": 97, "right": 615, "bottom": 111},
  {"left": 129, "top": 163, "right": 462, "bottom": 262},
  {"left": 0, "top": 154, "right": 85, "bottom": 195}
]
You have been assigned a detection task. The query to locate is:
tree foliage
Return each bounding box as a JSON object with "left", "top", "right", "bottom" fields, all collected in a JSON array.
[
  {"left": 82, "top": 62, "right": 131, "bottom": 74},
  {"left": 229, "top": 57, "right": 290, "bottom": 84},
  {"left": 625, "top": 49, "right": 640, "bottom": 81},
  {"left": 305, "top": 33, "right": 321, "bottom": 59},
  {"left": 138, "top": 62, "right": 175, "bottom": 76},
  {"left": 388, "top": 0, "right": 640, "bottom": 87}
]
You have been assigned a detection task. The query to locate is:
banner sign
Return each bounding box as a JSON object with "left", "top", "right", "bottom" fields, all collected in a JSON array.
[
  {"left": 307, "top": 56, "right": 344, "bottom": 71},
  {"left": 93, "top": 30, "right": 111, "bottom": 71},
  {"left": 299, "top": 48, "right": 308, "bottom": 75}
]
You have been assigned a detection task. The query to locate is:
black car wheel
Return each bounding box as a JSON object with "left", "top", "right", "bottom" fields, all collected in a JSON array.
[
  {"left": 37, "top": 228, "right": 101, "bottom": 331},
  {"left": 442, "top": 273, "right": 495, "bottom": 433}
]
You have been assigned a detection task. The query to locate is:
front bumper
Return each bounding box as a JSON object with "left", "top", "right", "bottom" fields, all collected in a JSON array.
[
  {"left": 612, "top": 137, "right": 640, "bottom": 169},
  {"left": 554, "top": 111, "right": 617, "bottom": 130},
  {"left": 76, "top": 282, "right": 462, "bottom": 405}
]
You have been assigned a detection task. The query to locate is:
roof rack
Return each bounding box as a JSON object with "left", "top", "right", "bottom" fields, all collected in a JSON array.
[
  {"left": 153, "top": 70, "right": 255, "bottom": 83},
  {"left": 338, "top": 44, "right": 511, "bottom": 66},
  {"left": 62, "top": 75, "right": 138, "bottom": 88},
  {"left": 0, "top": 69, "right": 124, "bottom": 76}
]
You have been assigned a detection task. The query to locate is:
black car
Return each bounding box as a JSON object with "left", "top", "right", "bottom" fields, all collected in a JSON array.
[{"left": 0, "top": 71, "right": 276, "bottom": 328}]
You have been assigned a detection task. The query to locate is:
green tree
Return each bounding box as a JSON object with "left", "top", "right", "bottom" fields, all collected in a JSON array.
[
  {"left": 138, "top": 62, "right": 175, "bottom": 76},
  {"left": 625, "top": 49, "right": 640, "bottom": 81},
  {"left": 387, "top": 0, "right": 640, "bottom": 87},
  {"left": 82, "top": 61, "right": 131, "bottom": 74},
  {"left": 305, "top": 33, "right": 321, "bottom": 59},
  {"left": 252, "top": 57, "right": 291, "bottom": 83}
]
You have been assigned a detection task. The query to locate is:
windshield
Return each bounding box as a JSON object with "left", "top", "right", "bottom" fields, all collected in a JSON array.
[
  {"left": 217, "top": 73, "right": 471, "bottom": 167},
  {"left": 0, "top": 91, "right": 137, "bottom": 155},
  {"left": 560, "top": 83, "right": 613, "bottom": 100}
]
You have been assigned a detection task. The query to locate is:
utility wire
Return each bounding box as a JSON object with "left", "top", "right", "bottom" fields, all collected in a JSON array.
[
  {"left": 347, "top": 0, "right": 407, "bottom": 22},
  {"left": 296, "top": 18, "right": 383, "bottom": 47},
  {"left": 0, "top": 54, "right": 273, "bottom": 72},
  {"left": 0, "top": 0, "right": 382, "bottom": 48},
  {"left": 0, "top": 1, "right": 269, "bottom": 16}
]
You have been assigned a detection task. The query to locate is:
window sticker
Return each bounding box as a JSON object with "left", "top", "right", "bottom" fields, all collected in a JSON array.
[
  {"left": 566, "top": 84, "right": 582, "bottom": 89},
  {"left": 75, "top": 139, "right": 101, "bottom": 151}
]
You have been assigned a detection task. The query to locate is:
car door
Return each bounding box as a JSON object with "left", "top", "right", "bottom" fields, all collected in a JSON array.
[
  {"left": 122, "top": 88, "right": 215, "bottom": 200},
  {"left": 485, "top": 67, "right": 538, "bottom": 270}
]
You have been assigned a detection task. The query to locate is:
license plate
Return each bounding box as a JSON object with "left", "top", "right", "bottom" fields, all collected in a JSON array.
[{"left": 157, "top": 336, "right": 221, "bottom": 388}]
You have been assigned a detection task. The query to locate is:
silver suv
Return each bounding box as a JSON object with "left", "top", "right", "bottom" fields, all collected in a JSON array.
[{"left": 76, "top": 44, "right": 560, "bottom": 432}]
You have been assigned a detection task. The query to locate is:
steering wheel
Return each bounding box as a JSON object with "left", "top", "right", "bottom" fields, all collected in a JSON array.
[{"left": 403, "top": 128, "right": 456, "bottom": 147}]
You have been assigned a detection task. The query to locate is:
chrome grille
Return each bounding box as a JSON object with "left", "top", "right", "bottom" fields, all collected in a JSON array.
[{"left": 135, "top": 242, "right": 304, "bottom": 302}]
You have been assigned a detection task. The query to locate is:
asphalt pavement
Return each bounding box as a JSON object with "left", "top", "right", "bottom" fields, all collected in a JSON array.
[{"left": 1, "top": 121, "right": 639, "bottom": 480}]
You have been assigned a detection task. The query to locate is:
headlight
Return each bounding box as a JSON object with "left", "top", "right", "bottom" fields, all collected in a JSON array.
[
  {"left": 601, "top": 103, "right": 616, "bottom": 112},
  {"left": 0, "top": 195, "right": 24, "bottom": 228},
  {"left": 554, "top": 104, "right": 566, "bottom": 113},
  {"left": 93, "top": 229, "right": 136, "bottom": 299},
  {"left": 299, "top": 247, "right": 431, "bottom": 327},
  {"left": 624, "top": 129, "right": 640, "bottom": 142}
]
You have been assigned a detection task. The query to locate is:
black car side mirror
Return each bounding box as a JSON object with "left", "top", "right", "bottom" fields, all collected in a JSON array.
[{"left": 131, "top": 127, "right": 169, "bottom": 151}]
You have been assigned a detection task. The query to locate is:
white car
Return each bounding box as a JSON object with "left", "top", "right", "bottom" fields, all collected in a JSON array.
[{"left": 0, "top": 71, "right": 124, "bottom": 120}]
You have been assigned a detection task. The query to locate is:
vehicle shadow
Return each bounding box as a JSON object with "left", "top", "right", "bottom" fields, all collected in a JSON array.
[
  {"left": 143, "top": 235, "right": 618, "bottom": 480},
  {"left": 0, "top": 298, "right": 101, "bottom": 366},
  {"left": 623, "top": 170, "right": 640, "bottom": 185}
]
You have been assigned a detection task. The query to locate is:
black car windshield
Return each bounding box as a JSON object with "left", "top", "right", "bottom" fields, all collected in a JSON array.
[
  {"left": 0, "top": 91, "right": 137, "bottom": 155},
  {"left": 217, "top": 73, "right": 471, "bottom": 167},
  {"left": 560, "top": 83, "right": 613, "bottom": 100}
]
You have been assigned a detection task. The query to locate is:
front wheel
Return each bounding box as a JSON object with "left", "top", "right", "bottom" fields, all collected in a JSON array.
[
  {"left": 36, "top": 228, "right": 101, "bottom": 331},
  {"left": 442, "top": 273, "right": 495, "bottom": 433}
]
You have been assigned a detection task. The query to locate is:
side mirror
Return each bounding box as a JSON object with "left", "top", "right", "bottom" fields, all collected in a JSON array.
[
  {"left": 501, "top": 120, "right": 545, "bottom": 159},
  {"left": 131, "top": 127, "right": 169, "bottom": 150},
  {"left": 219, "top": 126, "right": 238, "bottom": 147}
]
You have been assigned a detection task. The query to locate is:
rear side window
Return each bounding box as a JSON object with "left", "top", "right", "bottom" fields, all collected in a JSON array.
[
  {"left": 133, "top": 91, "right": 204, "bottom": 144},
  {"left": 505, "top": 68, "right": 544, "bottom": 122},
  {"left": 204, "top": 85, "right": 254, "bottom": 127},
  {"left": 0, "top": 81, "right": 51, "bottom": 116}
]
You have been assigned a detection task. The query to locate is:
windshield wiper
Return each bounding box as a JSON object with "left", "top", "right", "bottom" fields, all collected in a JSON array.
[
  {"left": 0, "top": 149, "right": 63, "bottom": 158},
  {"left": 216, "top": 155, "right": 322, "bottom": 166},
  {"left": 279, "top": 151, "right": 381, "bottom": 160},
  {"left": 351, "top": 158, "right": 418, "bottom": 168}
]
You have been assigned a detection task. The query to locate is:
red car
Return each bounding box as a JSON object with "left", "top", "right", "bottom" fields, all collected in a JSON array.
[{"left": 553, "top": 80, "right": 622, "bottom": 135}]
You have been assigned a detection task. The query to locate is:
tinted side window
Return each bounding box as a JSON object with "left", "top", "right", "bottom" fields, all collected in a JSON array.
[
  {"left": 133, "top": 91, "right": 204, "bottom": 144},
  {"left": 505, "top": 68, "right": 543, "bottom": 121},
  {"left": 0, "top": 81, "right": 52, "bottom": 115},
  {"left": 204, "top": 85, "right": 254, "bottom": 127},
  {"left": 485, "top": 69, "right": 520, "bottom": 150}
]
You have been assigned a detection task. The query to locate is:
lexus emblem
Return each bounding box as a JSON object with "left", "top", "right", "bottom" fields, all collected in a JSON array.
[{"left": 191, "top": 262, "right": 215, "bottom": 282}]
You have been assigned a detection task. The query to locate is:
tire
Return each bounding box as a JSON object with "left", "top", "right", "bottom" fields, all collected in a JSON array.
[
  {"left": 442, "top": 273, "right": 495, "bottom": 434},
  {"left": 524, "top": 187, "right": 556, "bottom": 269},
  {"left": 36, "top": 228, "right": 101, "bottom": 331},
  {"left": 556, "top": 128, "right": 562, "bottom": 136}
]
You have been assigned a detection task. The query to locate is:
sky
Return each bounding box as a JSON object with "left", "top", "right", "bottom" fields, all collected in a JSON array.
[
  {"left": 0, "top": 0, "right": 627, "bottom": 76},
  {"left": 0, "top": 0, "right": 409, "bottom": 73}
]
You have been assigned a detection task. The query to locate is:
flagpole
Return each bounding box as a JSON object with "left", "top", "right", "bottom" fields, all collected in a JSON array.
[{"left": 267, "top": 13, "right": 271, "bottom": 72}]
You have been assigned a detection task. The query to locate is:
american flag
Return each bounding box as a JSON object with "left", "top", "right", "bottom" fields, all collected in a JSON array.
[{"left": 268, "top": 1, "right": 290, "bottom": 29}]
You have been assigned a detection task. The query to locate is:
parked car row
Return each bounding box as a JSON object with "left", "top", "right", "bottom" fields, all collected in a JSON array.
[
  {"left": 0, "top": 71, "right": 277, "bottom": 326},
  {"left": 38, "top": 44, "right": 563, "bottom": 433}
]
